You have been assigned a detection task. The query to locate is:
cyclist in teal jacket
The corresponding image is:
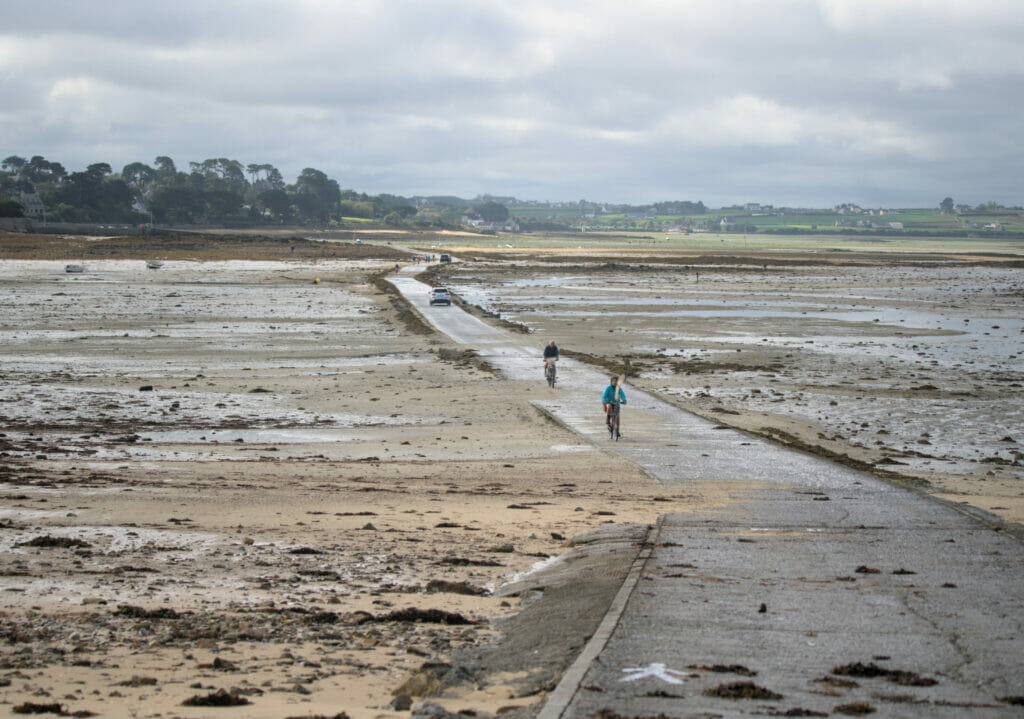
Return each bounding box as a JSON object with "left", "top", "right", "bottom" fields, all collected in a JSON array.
[{"left": 602, "top": 375, "right": 626, "bottom": 437}]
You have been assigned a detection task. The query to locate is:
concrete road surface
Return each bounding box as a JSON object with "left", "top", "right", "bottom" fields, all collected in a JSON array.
[{"left": 391, "top": 268, "right": 1024, "bottom": 717}]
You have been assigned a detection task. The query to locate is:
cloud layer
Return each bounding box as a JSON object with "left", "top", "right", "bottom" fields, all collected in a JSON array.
[{"left": 2, "top": 0, "right": 1022, "bottom": 205}]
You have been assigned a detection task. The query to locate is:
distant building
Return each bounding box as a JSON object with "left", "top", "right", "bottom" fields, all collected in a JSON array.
[
  {"left": 461, "top": 215, "right": 520, "bottom": 232},
  {"left": 888, "top": 222, "right": 904, "bottom": 230},
  {"left": 7, "top": 190, "right": 45, "bottom": 217}
]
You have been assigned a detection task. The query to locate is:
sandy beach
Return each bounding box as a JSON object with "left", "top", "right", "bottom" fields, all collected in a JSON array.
[{"left": 0, "top": 233, "right": 1021, "bottom": 717}]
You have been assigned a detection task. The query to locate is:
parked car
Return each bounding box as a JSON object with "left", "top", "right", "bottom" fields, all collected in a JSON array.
[
  {"left": 429, "top": 288, "right": 452, "bottom": 306},
  {"left": 439, "top": 253, "right": 452, "bottom": 263}
]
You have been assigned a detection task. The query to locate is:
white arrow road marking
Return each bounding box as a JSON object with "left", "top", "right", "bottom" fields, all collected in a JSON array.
[{"left": 620, "top": 663, "right": 695, "bottom": 685}]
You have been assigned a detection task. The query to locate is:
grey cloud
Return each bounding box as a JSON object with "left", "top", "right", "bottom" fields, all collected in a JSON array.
[{"left": 0, "top": 1, "right": 1021, "bottom": 205}]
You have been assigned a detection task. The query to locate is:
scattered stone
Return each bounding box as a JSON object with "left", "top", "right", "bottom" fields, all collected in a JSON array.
[
  {"left": 411, "top": 701, "right": 460, "bottom": 719},
  {"left": 487, "top": 543, "right": 514, "bottom": 553},
  {"left": 830, "top": 662, "right": 937, "bottom": 686},
  {"left": 391, "top": 694, "right": 414, "bottom": 711},
  {"left": 704, "top": 681, "right": 782, "bottom": 700},
  {"left": 118, "top": 676, "right": 158, "bottom": 687},
  {"left": 436, "top": 557, "right": 503, "bottom": 567},
  {"left": 425, "top": 580, "right": 488, "bottom": 596},
  {"left": 832, "top": 702, "right": 876, "bottom": 715},
  {"left": 114, "top": 605, "right": 180, "bottom": 619},
  {"left": 377, "top": 608, "right": 476, "bottom": 625},
  {"left": 395, "top": 663, "right": 450, "bottom": 697},
  {"left": 12, "top": 703, "right": 64, "bottom": 715},
  {"left": 854, "top": 566, "right": 880, "bottom": 574},
  {"left": 288, "top": 547, "right": 325, "bottom": 555},
  {"left": 16, "top": 535, "right": 91, "bottom": 549},
  {"left": 181, "top": 688, "right": 251, "bottom": 706}
]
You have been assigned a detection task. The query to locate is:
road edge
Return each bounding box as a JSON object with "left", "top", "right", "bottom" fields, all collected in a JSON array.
[{"left": 534, "top": 515, "right": 664, "bottom": 719}]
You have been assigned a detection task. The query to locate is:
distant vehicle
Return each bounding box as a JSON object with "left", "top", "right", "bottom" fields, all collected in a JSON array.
[
  {"left": 429, "top": 288, "right": 452, "bottom": 306},
  {"left": 146, "top": 260, "right": 164, "bottom": 270},
  {"left": 439, "top": 253, "right": 452, "bottom": 263},
  {"left": 64, "top": 264, "right": 85, "bottom": 273}
]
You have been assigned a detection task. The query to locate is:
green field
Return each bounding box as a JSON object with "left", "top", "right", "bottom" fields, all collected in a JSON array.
[
  {"left": 505, "top": 205, "right": 1024, "bottom": 235},
  {"left": 394, "top": 231, "right": 1024, "bottom": 256}
]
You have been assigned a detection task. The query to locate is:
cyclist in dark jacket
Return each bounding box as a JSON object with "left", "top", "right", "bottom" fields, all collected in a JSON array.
[{"left": 543, "top": 341, "right": 559, "bottom": 377}]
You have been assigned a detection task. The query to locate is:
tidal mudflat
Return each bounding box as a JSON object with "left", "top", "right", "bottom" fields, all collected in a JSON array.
[
  {"left": 0, "top": 241, "right": 1021, "bottom": 717},
  {"left": 0, "top": 251, "right": 664, "bottom": 718},
  {"left": 433, "top": 253, "right": 1024, "bottom": 523}
]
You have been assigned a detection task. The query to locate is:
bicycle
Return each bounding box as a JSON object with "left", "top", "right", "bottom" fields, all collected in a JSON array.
[
  {"left": 606, "top": 403, "right": 621, "bottom": 440},
  {"left": 545, "top": 360, "right": 557, "bottom": 388}
]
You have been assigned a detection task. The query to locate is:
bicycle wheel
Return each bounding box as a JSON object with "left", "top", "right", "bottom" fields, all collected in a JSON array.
[{"left": 546, "top": 365, "right": 556, "bottom": 388}]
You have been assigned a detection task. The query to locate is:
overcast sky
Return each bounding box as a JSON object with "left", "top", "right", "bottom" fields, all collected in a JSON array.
[{"left": 2, "top": 0, "right": 1022, "bottom": 207}]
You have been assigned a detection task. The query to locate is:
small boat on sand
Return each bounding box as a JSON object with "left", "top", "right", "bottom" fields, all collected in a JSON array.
[
  {"left": 145, "top": 260, "right": 164, "bottom": 270},
  {"left": 64, "top": 264, "right": 85, "bottom": 274}
]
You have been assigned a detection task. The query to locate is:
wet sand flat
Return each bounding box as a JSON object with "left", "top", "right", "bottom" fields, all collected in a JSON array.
[{"left": 0, "top": 252, "right": 672, "bottom": 718}]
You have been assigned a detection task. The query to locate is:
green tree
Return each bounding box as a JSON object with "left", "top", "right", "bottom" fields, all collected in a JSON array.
[
  {"left": 190, "top": 158, "right": 247, "bottom": 195},
  {"left": 54, "top": 165, "right": 134, "bottom": 222},
  {"left": 940, "top": 197, "right": 955, "bottom": 213},
  {"left": 2, "top": 156, "right": 27, "bottom": 175},
  {"left": 203, "top": 189, "right": 244, "bottom": 222},
  {"left": 24, "top": 155, "right": 66, "bottom": 185},
  {"left": 154, "top": 156, "right": 177, "bottom": 177},
  {"left": 122, "top": 162, "right": 156, "bottom": 192},
  {"left": 150, "top": 186, "right": 204, "bottom": 224},
  {"left": 264, "top": 166, "right": 284, "bottom": 190},
  {"left": 0, "top": 199, "right": 24, "bottom": 217},
  {"left": 293, "top": 167, "right": 341, "bottom": 224},
  {"left": 258, "top": 188, "right": 292, "bottom": 222},
  {"left": 477, "top": 201, "right": 509, "bottom": 223}
]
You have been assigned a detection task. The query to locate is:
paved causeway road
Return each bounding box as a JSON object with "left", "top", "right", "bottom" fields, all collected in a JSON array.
[{"left": 392, "top": 269, "right": 1024, "bottom": 717}]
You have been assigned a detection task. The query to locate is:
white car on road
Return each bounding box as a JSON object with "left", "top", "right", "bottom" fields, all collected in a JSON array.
[{"left": 429, "top": 288, "right": 452, "bottom": 306}]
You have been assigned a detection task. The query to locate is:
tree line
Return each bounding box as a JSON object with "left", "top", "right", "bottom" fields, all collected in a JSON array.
[{"left": 0, "top": 154, "right": 448, "bottom": 228}]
